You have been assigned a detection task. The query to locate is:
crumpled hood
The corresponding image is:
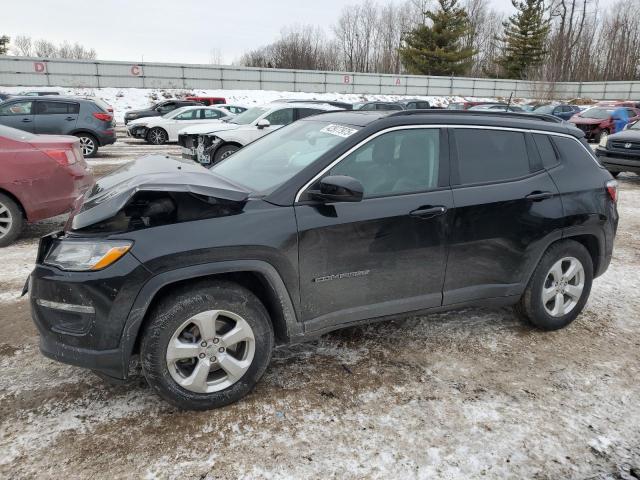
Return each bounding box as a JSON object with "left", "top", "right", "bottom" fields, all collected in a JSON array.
[
  {"left": 68, "top": 155, "right": 249, "bottom": 230},
  {"left": 179, "top": 122, "right": 240, "bottom": 136}
]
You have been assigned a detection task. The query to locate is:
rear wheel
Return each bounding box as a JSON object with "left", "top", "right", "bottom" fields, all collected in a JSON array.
[
  {"left": 598, "top": 128, "right": 610, "bottom": 144},
  {"left": 0, "top": 194, "right": 23, "bottom": 247},
  {"left": 213, "top": 144, "right": 240, "bottom": 163},
  {"left": 141, "top": 281, "right": 274, "bottom": 410},
  {"left": 516, "top": 240, "right": 593, "bottom": 330},
  {"left": 147, "top": 127, "right": 168, "bottom": 145},
  {"left": 76, "top": 133, "right": 98, "bottom": 158}
]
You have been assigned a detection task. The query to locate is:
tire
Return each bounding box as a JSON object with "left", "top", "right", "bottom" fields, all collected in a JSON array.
[
  {"left": 516, "top": 240, "right": 593, "bottom": 331},
  {"left": 213, "top": 144, "right": 240, "bottom": 163},
  {"left": 597, "top": 128, "right": 610, "bottom": 144},
  {"left": 0, "top": 193, "right": 23, "bottom": 247},
  {"left": 146, "top": 127, "right": 168, "bottom": 145},
  {"left": 76, "top": 133, "right": 98, "bottom": 158},
  {"left": 141, "top": 280, "right": 274, "bottom": 410}
]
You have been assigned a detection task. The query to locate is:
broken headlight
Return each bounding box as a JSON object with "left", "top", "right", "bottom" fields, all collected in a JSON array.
[{"left": 44, "top": 239, "right": 132, "bottom": 271}]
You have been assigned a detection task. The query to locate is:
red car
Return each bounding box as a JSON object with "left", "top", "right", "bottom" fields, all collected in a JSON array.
[
  {"left": 569, "top": 106, "right": 640, "bottom": 142},
  {"left": 0, "top": 125, "right": 94, "bottom": 246},
  {"left": 185, "top": 96, "right": 226, "bottom": 106}
]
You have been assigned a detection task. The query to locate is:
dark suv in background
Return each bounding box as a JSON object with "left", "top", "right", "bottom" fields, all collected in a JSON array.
[
  {"left": 28, "top": 110, "right": 618, "bottom": 410},
  {"left": 0, "top": 96, "right": 115, "bottom": 157},
  {"left": 124, "top": 99, "right": 203, "bottom": 125}
]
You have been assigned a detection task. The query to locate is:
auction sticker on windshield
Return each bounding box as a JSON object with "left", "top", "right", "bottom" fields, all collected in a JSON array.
[{"left": 320, "top": 124, "right": 358, "bottom": 138}]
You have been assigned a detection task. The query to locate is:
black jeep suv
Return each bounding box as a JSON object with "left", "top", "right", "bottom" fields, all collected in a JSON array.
[{"left": 28, "top": 110, "right": 618, "bottom": 410}]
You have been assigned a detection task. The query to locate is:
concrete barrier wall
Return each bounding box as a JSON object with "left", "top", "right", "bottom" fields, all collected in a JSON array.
[{"left": 1, "top": 56, "right": 637, "bottom": 100}]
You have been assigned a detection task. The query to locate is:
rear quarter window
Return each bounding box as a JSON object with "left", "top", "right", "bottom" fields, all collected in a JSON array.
[
  {"left": 551, "top": 136, "right": 602, "bottom": 168},
  {"left": 532, "top": 134, "right": 560, "bottom": 169},
  {"left": 453, "top": 129, "right": 530, "bottom": 184}
]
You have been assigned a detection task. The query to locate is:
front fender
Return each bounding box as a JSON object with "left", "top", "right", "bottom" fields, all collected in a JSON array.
[{"left": 118, "top": 259, "right": 300, "bottom": 377}]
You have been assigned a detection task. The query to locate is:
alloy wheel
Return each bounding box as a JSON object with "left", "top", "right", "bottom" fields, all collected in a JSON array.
[
  {"left": 166, "top": 309, "right": 256, "bottom": 393},
  {"left": 542, "top": 256, "right": 585, "bottom": 317},
  {"left": 149, "top": 129, "right": 167, "bottom": 145},
  {"left": 0, "top": 201, "right": 13, "bottom": 239},
  {"left": 79, "top": 136, "right": 95, "bottom": 156}
]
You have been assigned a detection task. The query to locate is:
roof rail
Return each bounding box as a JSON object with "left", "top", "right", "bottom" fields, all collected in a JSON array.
[{"left": 388, "top": 109, "right": 565, "bottom": 124}]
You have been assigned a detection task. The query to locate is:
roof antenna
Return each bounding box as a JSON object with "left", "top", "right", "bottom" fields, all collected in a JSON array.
[{"left": 506, "top": 92, "right": 513, "bottom": 111}]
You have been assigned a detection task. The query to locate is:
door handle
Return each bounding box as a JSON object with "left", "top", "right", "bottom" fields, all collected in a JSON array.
[
  {"left": 409, "top": 205, "right": 448, "bottom": 219},
  {"left": 21, "top": 118, "right": 32, "bottom": 123},
  {"left": 525, "top": 191, "right": 553, "bottom": 201},
  {"left": 65, "top": 116, "right": 75, "bottom": 121}
]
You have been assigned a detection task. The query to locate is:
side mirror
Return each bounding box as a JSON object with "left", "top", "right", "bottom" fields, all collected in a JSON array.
[
  {"left": 257, "top": 119, "right": 271, "bottom": 129},
  {"left": 309, "top": 175, "right": 363, "bottom": 203}
]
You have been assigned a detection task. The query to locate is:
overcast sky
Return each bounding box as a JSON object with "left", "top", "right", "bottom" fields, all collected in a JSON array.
[{"left": 3, "top": 0, "right": 516, "bottom": 64}]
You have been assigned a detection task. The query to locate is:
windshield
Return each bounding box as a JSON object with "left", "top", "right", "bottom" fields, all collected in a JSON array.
[
  {"left": 228, "top": 106, "right": 268, "bottom": 125},
  {"left": 534, "top": 105, "right": 555, "bottom": 114},
  {"left": 163, "top": 106, "right": 190, "bottom": 119},
  {"left": 210, "top": 120, "right": 359, "bottom": 193},
  {"left": 581, "top": 108, "right": 612, "bottom": 119}
]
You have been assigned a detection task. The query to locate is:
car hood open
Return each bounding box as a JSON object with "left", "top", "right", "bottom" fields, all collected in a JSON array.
[{"left": 68, "top": 155, "right": 249, "bottom": 230}]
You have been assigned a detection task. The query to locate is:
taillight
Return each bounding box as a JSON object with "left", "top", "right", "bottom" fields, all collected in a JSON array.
[
  {"left": 42, "top": 149, "right": 76, "bottom": 166},
  {"left": 93, "top": 112, "right": 113, "bottom": 122},
  {"left": 606, "top": 179, "right": 618, "bottom": 203}
]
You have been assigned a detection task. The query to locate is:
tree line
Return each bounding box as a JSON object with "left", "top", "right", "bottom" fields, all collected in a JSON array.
[
  {"left": 0, "top": 35, "right": 96, "bottom": 60},
  {"left": 239, "top": 0, "right": 640, "bottom": 82}
]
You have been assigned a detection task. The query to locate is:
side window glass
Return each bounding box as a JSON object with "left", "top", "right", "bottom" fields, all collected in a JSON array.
[
  {"left": 202, "top": 109, "right": 221, "bottom": 119},
  {"left": 0, "top": 101, "right": 33, "bottom": 115},
  {"left": 297, "top": 108, "right": 321, "bottom": 120},
  {"left": 330, "top": 129, "right": 440, "bottom": 198},
  {"left": 175, "top": 110, "right": 198, "bottom": 120},
  {"left": 454, "top": 129, "right": 530, "bottom": 184},
  {"left": 360, "top": 103, "right": 374, "bottom": 111},
  {"left": 551, "top": 136, "right": 597, "bottom": 166},
  {"left": 36, "top": 102, "right": 77, "bottom": 115},
  {"left": 533, "top": 134, "right": 560, "bottom": 169},
  {"left": 265, "top": 108, "right": 294, "bottom": 126}
]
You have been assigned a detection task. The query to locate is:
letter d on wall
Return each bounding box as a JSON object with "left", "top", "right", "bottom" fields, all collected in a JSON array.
[{"left": 34, "top": 62, "right": 46, "bottom": 73}]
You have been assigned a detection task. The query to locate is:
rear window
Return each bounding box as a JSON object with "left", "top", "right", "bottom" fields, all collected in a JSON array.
[
  {"left": 454, "top": 129, "right": 530, "bottom": 184},
  {"left": 0, "top": 124, "right": 36, "bottom": 141},
  {"left": 89, "top": 97, "right": 111, "bottom": 112}
]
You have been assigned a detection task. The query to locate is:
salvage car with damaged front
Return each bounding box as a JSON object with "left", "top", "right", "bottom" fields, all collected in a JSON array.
[{"left": 28, "top": 110, "right": 618, "bottom": 410}]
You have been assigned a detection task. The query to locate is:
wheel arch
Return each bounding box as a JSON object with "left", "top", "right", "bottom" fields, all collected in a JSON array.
[
  {"left": 69, "top": 130, "right": 101, "bottom": 146},
  {"left": 120, "top": 260, "right": 300, "bottom": 377},
  {"left": 0, "top": 187, "right": 27, "bottom": 220}
]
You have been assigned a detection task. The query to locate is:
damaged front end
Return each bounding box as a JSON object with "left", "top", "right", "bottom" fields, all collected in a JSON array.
[
  {"left": 180, "top": 133, "right": 222, "bottom": 166},
  {"left": 68, "top": 154, "right": 249, "bottom": 233}
]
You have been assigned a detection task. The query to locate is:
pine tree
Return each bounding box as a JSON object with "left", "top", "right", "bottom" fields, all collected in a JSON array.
[
  {"left": 399, "top": 0, "right": 475, "bottom": 76},
  {"left": 496, "top": 0, "right": 550, "bottom": 79},
  {"left": 0, "top": 36, "right": 9, "bottom": 55}
]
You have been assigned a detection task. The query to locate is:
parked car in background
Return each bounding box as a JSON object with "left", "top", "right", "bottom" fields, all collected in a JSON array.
[
  {"left": 468, "top": 103, "right": 524, "bottom": 112},
  {"left": 185, "top": 96, "right": 226, "bottom": 106},
  {"left": 397, "top": 99, "right": 431, "bottom": 109},
  {"left": 0, "top": 124, "right": 93, "bottom": 246},
  {"left": 595, "top": 119, "right": 640, "bottom": 176},
  {"left": 18, "top": 91, "right": 61, "bottom": 96},
  {"left": 353, "top": 101, "right": 403, "bottom": 111},
  {"left": 273, "top": 99, "right": 354, "bottom": 110},
  {"left": 534, "top": 104, "right": 582, "bottom": 120},
  {"left": 447, "top": 101, "right": 492, "bottom": 110},
  {"left": 216, "top": 104, "right": 247, "bottom": 115},
  {"left": 0, "top": 96, "right": 116, "bottom": 157},
  {"left": 179, "top": 102, "right": 341, "bottom": 165},
  {"left": 127, "top": 106, "right": 233, "bottom": 144},
  {"left": 569, "top": 106, "right": 640, "bottom": 142},
  {"left": 596, "top": 100, "right": 640, "bottom": 109},
  {"left": 124, "top": 99, "right": 203, "bottom": 125},
  {"left": 28, "top": 109, "right": 617, "bottom": 409}
]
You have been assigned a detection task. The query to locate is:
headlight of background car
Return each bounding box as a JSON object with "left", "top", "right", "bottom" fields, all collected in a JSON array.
[
  {"left": 44, "top": 240, "right": 132, "bottom": 271},
  {"left": 599, "top": 134, "right": 608, "bottom": 147}
]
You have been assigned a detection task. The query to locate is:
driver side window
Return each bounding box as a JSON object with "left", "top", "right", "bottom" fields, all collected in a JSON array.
[
  {"left": 330, "top": 128, "right": 440, "bottom": 198},
  {"left": 265, "top": 108, "right": 294, "bottom": 126},
  {"left": 175, "top": 110, "right": 198, "bottom": 120}
]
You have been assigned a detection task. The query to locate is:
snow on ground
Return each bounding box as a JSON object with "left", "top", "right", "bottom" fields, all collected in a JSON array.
[{"left": 1, "top": 85, "right": 500, "bottom": 123}]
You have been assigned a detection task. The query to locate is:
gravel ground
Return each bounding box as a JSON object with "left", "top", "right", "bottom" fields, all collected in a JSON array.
[{"left": 0, "top": 133, "right": 639, "bottom": 480}]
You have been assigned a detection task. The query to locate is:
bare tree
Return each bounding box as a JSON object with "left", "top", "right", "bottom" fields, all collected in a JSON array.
[
  {"left": 34, "top": 39, "right": 58, "bottom": 58},
  {"left": 11, "top": 35, "right": 32, "bottom": 56}
]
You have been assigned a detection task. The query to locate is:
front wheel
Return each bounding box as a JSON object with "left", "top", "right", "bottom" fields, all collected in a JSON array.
[
  {"left": 516, "top": 240, "right": 593, "bottom": 331},
  {"left": 76, "top": 133, "right": 98, "bottom": 158},
  {"left": 147, "top": 127, "right": 168, "bottom": 145},
  {"left": 213, "top": 144, "right": 240, "bottom": 163},
  {"left": 598, "top": 128, "right": 610, "bottom": 144},
  {"left": 141, "top": 281, "right": 274, "bottom": 410}
]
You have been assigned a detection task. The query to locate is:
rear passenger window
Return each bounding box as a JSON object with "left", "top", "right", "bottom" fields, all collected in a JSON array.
[
  {"left": 551, "top": 136, "right": 598, "bottom": 165},
  {"left": 297, "top": 108, "right": 322, "bottom": 120},
  {"left": 454, "top": 129, "right": 530, "bottom": 184},
  {"left": 36, "top": 102, "right": 78, "bottom": 114},
  {"left": 533, "top": 134, "right": 559, "bottom": 169}
]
